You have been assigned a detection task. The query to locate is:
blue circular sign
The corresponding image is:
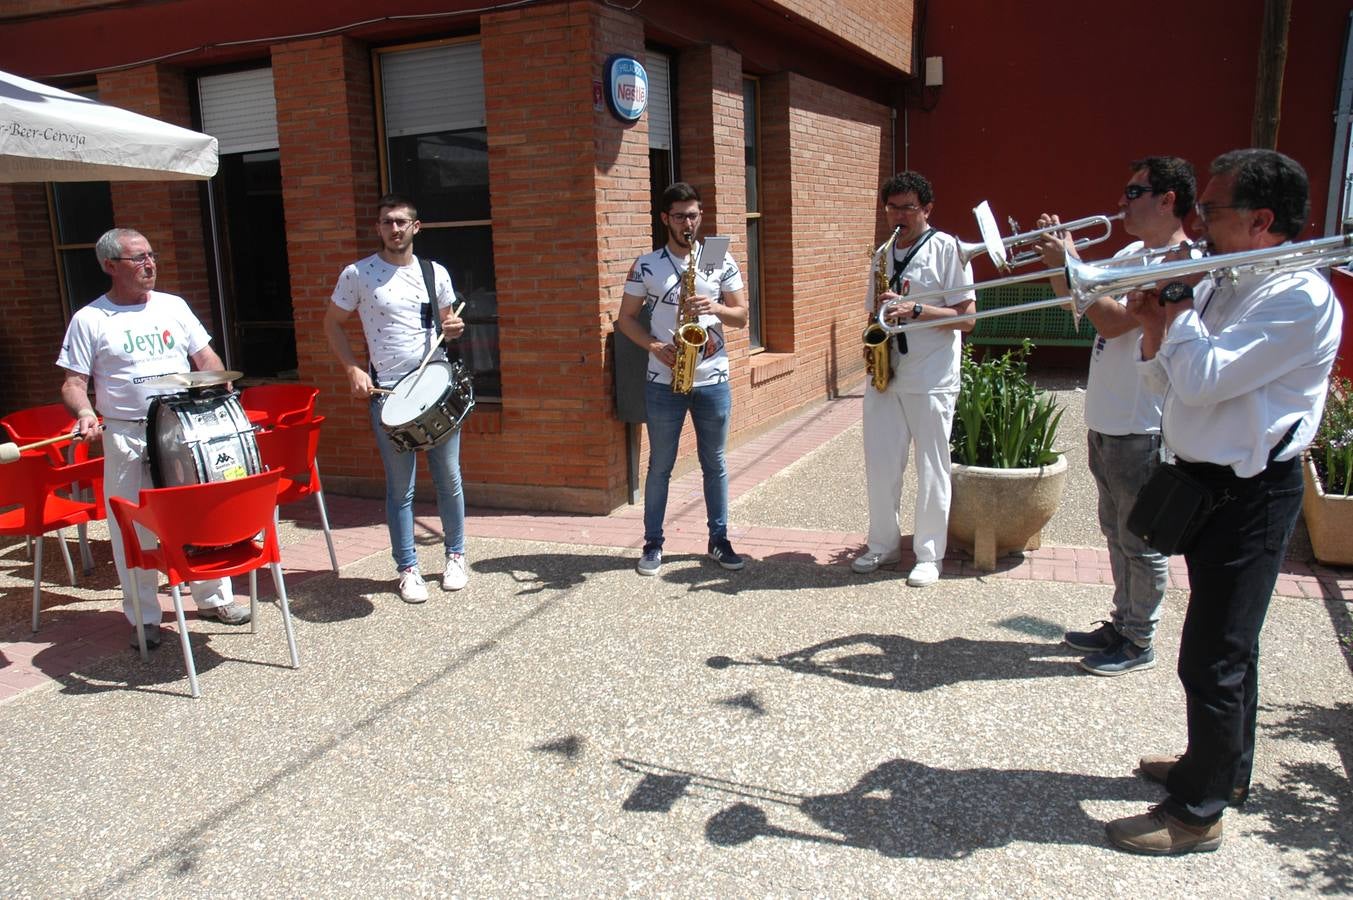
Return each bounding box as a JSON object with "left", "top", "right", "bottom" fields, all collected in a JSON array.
[{"left": 604, "top": 55, "right": 648, "bottom": 123}]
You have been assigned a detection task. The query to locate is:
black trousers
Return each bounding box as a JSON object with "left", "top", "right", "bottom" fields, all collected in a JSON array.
[{"left": 1163, "top": 455, "right": 1303, "bottom": 825}]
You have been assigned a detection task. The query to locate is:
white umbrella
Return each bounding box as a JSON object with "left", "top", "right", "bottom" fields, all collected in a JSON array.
[{"left": 0, "top": 68, "right": 218, "bottom": 183}]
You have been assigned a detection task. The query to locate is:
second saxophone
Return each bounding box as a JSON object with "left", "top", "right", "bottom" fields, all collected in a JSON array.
[{"left": 862, "top": 226, "right": 901, "bottom": 392}]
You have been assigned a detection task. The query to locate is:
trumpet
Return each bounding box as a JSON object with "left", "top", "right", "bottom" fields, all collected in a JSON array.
[
  {"left": 956, "top": 201, "right": 1123, "bottom": 271},
  {"left": 876, "top": 238, "right": 1210, "bottom": 321},
  {"left": 878, "top": 232, "right": 1353, "bottom": 336}
]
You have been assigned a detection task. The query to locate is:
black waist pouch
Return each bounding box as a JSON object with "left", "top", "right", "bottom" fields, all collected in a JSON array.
[{"left": 1126, "top": 463, "right": 1215, "bottom": 555}]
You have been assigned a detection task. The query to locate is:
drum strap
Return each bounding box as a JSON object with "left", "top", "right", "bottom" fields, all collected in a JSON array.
[{"left": 418, "top": 256, "right": 460, "bottom": 366}]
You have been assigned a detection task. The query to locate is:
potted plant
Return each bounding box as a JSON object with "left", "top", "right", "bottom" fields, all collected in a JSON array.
[
  {"left": 947, "top": 339, "right": 1068, "bottom": 571},
  {"left": 1302, "top": 372, "right": 1353, "bottom": 566}
]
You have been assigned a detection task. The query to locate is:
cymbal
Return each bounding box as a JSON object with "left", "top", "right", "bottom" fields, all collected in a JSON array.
[{"left": 141, "top": 370, "right": 243, "bottom": 389}]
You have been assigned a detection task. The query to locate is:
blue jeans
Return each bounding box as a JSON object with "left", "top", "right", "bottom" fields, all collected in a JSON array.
[
  {"left": 370, "top": 398, "right": 465, "bottom": 572},
  {"left": 643, "top": 380, "right": 731, "bottom": 547},
  {"left": 1163, "top": 455, "right": 1303, "bottom": 825},
  {"left": 1087, "top": 430, "right": 1169, "bottom": 646}
]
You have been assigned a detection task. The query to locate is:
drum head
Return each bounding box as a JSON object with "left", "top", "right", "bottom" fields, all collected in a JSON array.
[{"left": 380, "top": 362, "right": 453, "bottom": 428}]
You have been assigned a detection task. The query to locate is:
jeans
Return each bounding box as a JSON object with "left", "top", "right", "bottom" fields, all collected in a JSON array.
[
  {"left": 642, "top": 380, "right": 731, "bottom": 547},
  {"left": 1163, "top": 455, "right": 1303, "bottom": 825},
  {"left": 370, "top": 398, "right": 465, "bottom": 572},
  {"left": 1087, "top": 430, "right": 1169, "bottom": 646}
]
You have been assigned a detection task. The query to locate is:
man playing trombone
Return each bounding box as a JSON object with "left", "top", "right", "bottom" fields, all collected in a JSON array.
[
  {"left": 1035, "top": 157, "right": 1196, "bottom": 677},
  {"left": 853, "top": 172, "right": 975, "bottom": 586},
  {"left": 1103, "top": 149, "right": 1343, "bottom": 854}
]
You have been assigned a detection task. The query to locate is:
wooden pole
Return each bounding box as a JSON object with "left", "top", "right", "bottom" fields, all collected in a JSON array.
[{"left": 1252, "top": 0, "right": 1293, "bottom": 149}]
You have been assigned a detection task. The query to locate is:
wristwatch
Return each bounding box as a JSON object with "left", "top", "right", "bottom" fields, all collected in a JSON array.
[
  {"left": 910, "top": 302, "right": 924, "bottom": 319},
  {"left": 1159, "top": 281, "right": 1194, "bottom": 305}
]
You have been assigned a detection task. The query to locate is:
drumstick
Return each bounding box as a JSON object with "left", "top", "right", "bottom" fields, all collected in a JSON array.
[
  {"left": 0, "top": 430, "right": 79, "bottom": 464},
  {"left": 411, "top": 301, "right": 467, "bottom": 383},
  {"left": 369, "top": 387, "right": 395, "bottom": 395}
]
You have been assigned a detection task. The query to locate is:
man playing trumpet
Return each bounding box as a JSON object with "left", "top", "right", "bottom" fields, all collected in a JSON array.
[
  {"left": 1036, "top": 156, "right": 1196, "bottom": 676},
  {"left": 853, "top": 172, "right": 975, "bottom": 586}
]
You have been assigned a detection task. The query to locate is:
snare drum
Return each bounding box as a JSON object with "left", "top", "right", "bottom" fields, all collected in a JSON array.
[
  {"left": 147, "top": 390, "right": 263, "bottom": 488},
  {"left": 379, "top": 360, "right": 475, "bottom": 452}
]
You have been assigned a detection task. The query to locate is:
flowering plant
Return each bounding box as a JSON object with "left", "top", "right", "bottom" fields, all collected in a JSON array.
[{"left": 1311, "top": 372, "right": 1353, "bottom": 496}]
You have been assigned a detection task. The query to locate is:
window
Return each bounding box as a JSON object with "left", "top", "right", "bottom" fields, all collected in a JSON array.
[
  {"left": 46, "top": 87, "right": 113, "bottom": 320},
  {"left": 377, "top": 40, "right": 499, "bottom": 399},
  {"left": 647, "top": 50, "right": 675, "bottom": 248},
  {"left": 743, "top": 76, "right": 763, "bottom": 348},
  {"left": 198, "top": 67, "right": 295, "bottom": 377}
]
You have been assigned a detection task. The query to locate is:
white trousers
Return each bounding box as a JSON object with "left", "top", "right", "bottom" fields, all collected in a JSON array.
[
  {"left": 104, "top": 420, "right": 233, "bottom": 627},
  {"left": 862, "top": 385, "right": 957, "bottom": 563}
]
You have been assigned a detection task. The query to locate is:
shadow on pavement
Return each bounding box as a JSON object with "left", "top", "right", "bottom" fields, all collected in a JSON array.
[{"left": 707, "top": 631, "right": 1079, "bottom": 692}]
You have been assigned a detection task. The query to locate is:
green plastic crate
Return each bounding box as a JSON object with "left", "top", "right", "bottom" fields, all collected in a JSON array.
[{"left": 969, "top": 282, "right": 1098, "bottom": 347}]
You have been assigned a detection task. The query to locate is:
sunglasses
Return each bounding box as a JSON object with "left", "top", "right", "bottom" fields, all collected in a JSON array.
[{"left": 1123, "top": 184, "right": 1158, "bottom": 201}]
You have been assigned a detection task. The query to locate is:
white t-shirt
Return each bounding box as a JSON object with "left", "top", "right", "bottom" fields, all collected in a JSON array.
[
  {"left": 865, "top": 229, "right": 974, "bottom": 393},
  {"left": 624, "top": 242, "right": 745, "bottom": 387},
  {"left": 56, "top": 291, "right": 212, "bottom": 419},
  {"left": 330, "top": 253, "right": 455, "bottom": 386},
  {"left": 1085, "top": 241, "right": 1164, "bottom": 435}
]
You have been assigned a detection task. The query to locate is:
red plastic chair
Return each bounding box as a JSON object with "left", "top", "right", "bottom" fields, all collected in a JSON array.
[
  {"left": 108, "top": 470, "right": 299, "bottom": 698},
  {"left": 253, "top": 415, "right": 338, "bottom": 573},
  {"left": 239, "top": 384, "right": 319, "bottom": 429},
  {"left": 2, "top": 404, "right": 97, "bottom": 574},
  {"left": 0, "top": 452, "right": 104, "bottom": 632}
]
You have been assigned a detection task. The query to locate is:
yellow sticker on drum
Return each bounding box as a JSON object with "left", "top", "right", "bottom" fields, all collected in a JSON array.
[{"left": 222, "top": 466, "right": 249, "bottom": 481}]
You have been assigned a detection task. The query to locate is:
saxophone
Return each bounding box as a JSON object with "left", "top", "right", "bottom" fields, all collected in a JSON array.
[
  {"left": 670, "top": 232, "right": 707, "bottom": 395},
  {"left": 862, "top": 226, "right": 901, "bottom": 392}
]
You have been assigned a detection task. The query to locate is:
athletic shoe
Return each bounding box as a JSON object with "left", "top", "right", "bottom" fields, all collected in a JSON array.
[
  {"left": 708, "top": 538, "right": 745, "bottom": 571},
  {"left": 1105, "top": 805, "right": 1223, "bottom": 856},
  {"left": 851, "top": 550, "right": 901, "bottom": 574},
  {"left": 443, "top": 552, "right": 468, "bottom": 591},
  {"left": 906, "top": 561, "right": 940, "bottom": 587},
  {"left": 637, "top": 544, "right": 662, "bottom": 576},
  {"left": 398, "top": 566, "right": 429, "bottom": 604},
  {"left": 1064, "top": 621, "right": 1120, "bottom": 653},
  {"left": 197, "top": 602, "right": 251, "bottom": 625},
  {"left": 1080, "top": 639, "right": 1156, "bottom": 676}
]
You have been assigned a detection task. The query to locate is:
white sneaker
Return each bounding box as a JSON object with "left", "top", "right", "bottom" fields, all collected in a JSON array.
[
  {"left": 907, "top": 561, "right": 941, "bottom": 587},
  {"left": 443, "top": 552, "right": 468, "bottom": 591},
  {"left": 851, "top": 550, "right": 900, "bottom": 574},
  {"left": 398, "top": 566, "right": 429, "bottom": 603}
]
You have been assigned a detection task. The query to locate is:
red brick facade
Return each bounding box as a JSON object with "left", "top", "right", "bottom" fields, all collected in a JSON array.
[{"left": 0, "top": 0, "right": 902, "bottom": 515}]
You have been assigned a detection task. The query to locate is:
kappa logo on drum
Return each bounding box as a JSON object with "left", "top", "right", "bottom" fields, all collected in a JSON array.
[{"left": 214, "top": 451, "right": 238, "bottom": 467}]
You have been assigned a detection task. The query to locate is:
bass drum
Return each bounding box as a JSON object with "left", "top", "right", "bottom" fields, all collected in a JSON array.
[{"left": 146, "top": 390, "right": 262, "bottom": 488}]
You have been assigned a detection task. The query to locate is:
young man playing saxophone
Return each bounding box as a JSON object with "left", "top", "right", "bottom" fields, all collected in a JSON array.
[
  {"left": 853, "top": 171, "right": 975, "bottom": 587},
  {"left": 616, "top": 182, "right": 748, "bottom": 577}
]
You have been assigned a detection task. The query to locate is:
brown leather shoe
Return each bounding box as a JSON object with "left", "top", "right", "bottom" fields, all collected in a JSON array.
[
  {"left": 1137, "top": 754, "right": 1248, "bottom": 807},
  {"left": 1105, "top": 804, "right": 1223, "bottom": 855},
  {"left": 1137, "top": 753, "right": 1181, "bottom": 785}
]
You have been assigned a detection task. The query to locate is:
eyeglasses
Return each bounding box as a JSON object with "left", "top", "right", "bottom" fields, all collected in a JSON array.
[
  {"left": 379, "top": 217, "right": 415, "bottom": 228},
  {"left": 884, "top": 203, "right": 922, "bottom": 214},
  {"left": 666, "top": 211, "right": 701, "bottom": 222},
  {"left": 1194, "top": 202, "right": 1245, "bottom": 222},
  {"left": 110, "top": 252, "right": 158, "bottom": 266},
  {"left": 1122, "top": 184, "right": 1158, "bottom": 201}
]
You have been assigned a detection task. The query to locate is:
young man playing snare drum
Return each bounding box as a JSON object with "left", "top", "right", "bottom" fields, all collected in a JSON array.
[{"left": 324, "top": 194, "right": 469, "bottom": 603}]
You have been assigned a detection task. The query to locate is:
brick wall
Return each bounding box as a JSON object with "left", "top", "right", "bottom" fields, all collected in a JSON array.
[
  {"left": 480, "top": 1, "right": 646, "bottom": 513},
  {"left": 0, "top": 184, "right": 64, "bottom": 414},
  {"left": 96, "top": 65, "right": 213, "bottom": 331},
  {"left": 270, "top": 36, "right": 381, "bottom": 496},
  {"left": 773, "top": 0, "right": 912, "bottom": 71}
]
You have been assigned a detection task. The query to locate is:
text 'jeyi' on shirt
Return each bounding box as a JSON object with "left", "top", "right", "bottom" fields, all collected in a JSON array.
[
  {"left": 330, "top": 253, "right": 455, "bottom": 387},
  {"left": 864, "top": 230, "right": 974, "bottom": 393},
  {"left": 624, "top": 242, "right": 744, "bottom": 388},
  {"left": 56, "top": 290, "right": 212, "bottom": 420}
]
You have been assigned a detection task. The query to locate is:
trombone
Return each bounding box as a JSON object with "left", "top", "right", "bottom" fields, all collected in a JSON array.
[
  {"left": 877, "top": 232, "right": 1353, "bottom": 336},
  {"left": 955, "top": 201, "right": 1123, "bottom": 270}
]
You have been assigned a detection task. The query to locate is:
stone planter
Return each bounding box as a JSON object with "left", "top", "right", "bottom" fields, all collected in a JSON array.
[
  {"left": 1302, "top": 453, "right": 1353, "bottom": 567},
  {"left": 948, "top": 455, "right": 1068, "bottom": 571}
]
